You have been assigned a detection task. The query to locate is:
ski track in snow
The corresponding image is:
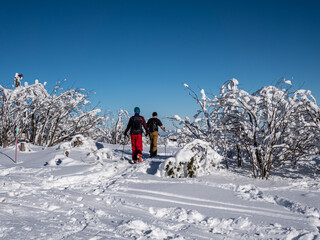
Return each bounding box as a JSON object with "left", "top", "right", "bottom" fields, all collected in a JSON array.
[{"left": 0, "top": 144, "right": 319, "bottom": 239}]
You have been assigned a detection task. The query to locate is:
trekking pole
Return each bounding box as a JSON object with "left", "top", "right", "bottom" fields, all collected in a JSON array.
[
  {"left": 164, "top": 134, "right": 167, "bottom": 157},
  {"left": 121, "top": 143, "right": 125, "bottom": 160},
  {"left": 120, "top": 135, "right": 126, "bottom": 160},
  {"left": 15, "top": 128, "right": 18, "bottom": 163}
]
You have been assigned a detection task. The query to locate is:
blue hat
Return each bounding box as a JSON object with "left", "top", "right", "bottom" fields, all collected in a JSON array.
[{"left": 134, "top": 107, "right": 140, "bottom": 114}]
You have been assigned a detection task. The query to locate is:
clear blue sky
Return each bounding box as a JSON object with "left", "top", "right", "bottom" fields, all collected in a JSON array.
[{"left": 1, "top": 0, "right": 319, "bottom": 128}]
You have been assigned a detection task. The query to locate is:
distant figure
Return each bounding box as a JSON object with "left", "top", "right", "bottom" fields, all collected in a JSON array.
[
  {"left": 14, "top": 73, "right": 23, "bottom": 87},
  {"left": 147, "top": 112, "right": 166, "bottom": 157},
  {"left": 124, "top": 107, "right": 150, "bottom": 163}
]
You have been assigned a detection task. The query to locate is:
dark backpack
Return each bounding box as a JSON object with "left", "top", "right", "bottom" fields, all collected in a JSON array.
[
  {"left": 148, "top": 119, "right": 158, "bottom": 133},
  {"left": 132, "top": 115, "right": 142, "bottom": 135}
]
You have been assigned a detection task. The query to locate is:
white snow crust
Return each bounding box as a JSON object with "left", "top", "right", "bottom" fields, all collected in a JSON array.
[{"left": 0, "top": 139, "right": 319, "bottom": 239}]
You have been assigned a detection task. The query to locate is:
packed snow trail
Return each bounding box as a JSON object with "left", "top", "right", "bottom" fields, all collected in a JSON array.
[{"left": 0, "top": 143, "right": 319, "bottom": 239}]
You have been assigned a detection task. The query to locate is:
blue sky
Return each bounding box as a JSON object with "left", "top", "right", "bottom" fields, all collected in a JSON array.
[{"left": 1, "top": 0, "right": 319, "bottom": 129}]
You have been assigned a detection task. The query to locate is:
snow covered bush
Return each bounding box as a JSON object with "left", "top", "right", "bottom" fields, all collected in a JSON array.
[
  {"left": 87, "top": 148, "right": 113, "bottom": 161},
  {"left": 292, "top": 89, "right": 320, "bottom": 155},
  {"left": 0, "top": 74, "right": 105, "bottom": 147},
  {"left": 158, "top": 139, "right": 222, "bottom": 178},
  {"left": 97, "top": 109, "right": 130, "bottom": 145},
  {"left": 59, "top": 134, "right": 113, "bottom": 162},
  {"left": 173, "top": 79, "right": 320, "bottom": 179},
  {"left": 59, "top": 134, "right": 97, "bottom": 152},
  {"left": 112, "top": 109, "right": 129, "bottom": 144},
  {"left": 216, "top": 79, "right": 320, "bottom": 179}
]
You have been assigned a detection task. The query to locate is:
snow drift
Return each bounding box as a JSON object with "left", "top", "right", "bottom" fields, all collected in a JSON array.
[{"left": 157, "top": 139, "right": 222, "bottom": 178}]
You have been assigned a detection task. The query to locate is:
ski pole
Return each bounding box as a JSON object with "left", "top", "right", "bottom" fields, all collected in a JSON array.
[
  {"left": 15, "top": 128, "right": 18, "bottom": 163},
  {"left": 121, "top": 143, "right": 125, "bottom": 160},
  {"left": 121, "top": 136, "right": 126, "bottom": 160},
  {"left": 165, "top": 134, "right": 167, "bottom": 156}
]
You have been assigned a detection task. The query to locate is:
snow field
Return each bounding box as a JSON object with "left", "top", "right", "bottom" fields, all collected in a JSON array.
[{"left": 0, "top": 140, "right": 319, "bottom": 239}]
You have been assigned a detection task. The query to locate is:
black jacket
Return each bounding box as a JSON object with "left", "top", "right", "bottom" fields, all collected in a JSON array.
[{"left": 124, "top": 114, "right": 149, "bottom": 135}]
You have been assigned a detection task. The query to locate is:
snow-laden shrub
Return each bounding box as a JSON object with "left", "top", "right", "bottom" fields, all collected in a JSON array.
[
  {"left": 158, "top": 140, "right": 222, "bottom": 178},
  {"left": 172, "top": 79, "right": 320, "bottom": 179},
  {"left": 0, "top": 74, "right": 104, "bottom": 148},
  {"left": 87, "top": 148, "right": 113, "bottom": 160},
  {"left": 59, "top": 134, "right": 113, "bottom": 162},
  {"left": 59, "top": 135, "right": 97, "bottom": 152},
  {"left": 165, "top": 138, "right": 178, "bottom": 147}
]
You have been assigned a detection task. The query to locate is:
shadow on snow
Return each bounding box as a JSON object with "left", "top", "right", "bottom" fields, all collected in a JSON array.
[{"left": 0, "top": 150, "right": 15, "bottom": 163}]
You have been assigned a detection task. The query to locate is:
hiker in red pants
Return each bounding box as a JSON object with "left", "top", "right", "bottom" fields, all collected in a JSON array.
[{"left": 124, "top": 107, "right": 150, "bottom": 163}]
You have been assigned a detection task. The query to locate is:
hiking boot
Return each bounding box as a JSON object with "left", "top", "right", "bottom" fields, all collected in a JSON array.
[{"left": 138, "top": 153, "right": 142, "bottom": 162}]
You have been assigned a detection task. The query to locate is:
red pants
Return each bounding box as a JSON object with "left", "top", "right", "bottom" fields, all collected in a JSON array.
[{"left": 131, "top": 133, "right": 143, "bottom": 160}]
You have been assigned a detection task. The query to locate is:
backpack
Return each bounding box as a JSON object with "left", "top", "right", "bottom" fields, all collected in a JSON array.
[
  {"left": 132, "top": 115, "right": 142, "bottom": 135},
  {"left": 149, "top": 119, "right": 158, "bottom": 133}
]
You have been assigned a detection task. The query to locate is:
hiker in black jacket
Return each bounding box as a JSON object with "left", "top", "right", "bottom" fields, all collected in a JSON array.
[{"left": 147, "top": 112, "right": 166, "bottom": 157}]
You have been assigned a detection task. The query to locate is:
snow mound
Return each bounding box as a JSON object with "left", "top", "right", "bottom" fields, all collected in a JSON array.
[
  {"left": 274, "top": 195, "right": 320, "bottom": 219},
  {"left": 236, "top": 184, "right": 274, "bottom": 203},
  {"left": 149, "top": 206, "right": 252, "bottom": 235},
  {"left": 157, "top": 139, "right": 222, "bottom": 178},
  {"left": 149, "top": 207, "right": 205, "bottom": 223},
  {"left": 18, "top": 142, "right": 34, "bottom": 152},
  {"left": 148, "top": 206, "right": 310, "bottom": 238},
  {"left": 58, "top": 135, "right": 97, "bottom": 152},
  {"left": 116, "top": 219, "right": 180, "bottom": 240},
  {"left": 58, "top": 135, "right": 113, "bottom": 162},
  {"left": 46, "top": 154, "right": 85, "bottom": 166},
  {"left": 87, "top": 148, "right": 113, "bottom": 160}
]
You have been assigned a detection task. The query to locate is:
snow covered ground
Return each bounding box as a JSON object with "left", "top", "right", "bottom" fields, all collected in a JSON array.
[{"left": 0, "top": 140, "right": 320, "bottom": 239}]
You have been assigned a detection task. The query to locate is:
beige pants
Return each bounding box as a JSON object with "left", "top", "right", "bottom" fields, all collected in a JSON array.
[{"left": 150, "top": 131, "right": 158, "bottom": 156}]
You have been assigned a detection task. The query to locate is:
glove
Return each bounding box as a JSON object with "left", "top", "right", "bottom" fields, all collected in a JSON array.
[{"left": 124, "top": 131, "right": 128, "bottom": 137}]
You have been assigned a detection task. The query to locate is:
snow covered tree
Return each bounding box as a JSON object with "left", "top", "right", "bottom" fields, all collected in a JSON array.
[
  {"left": 173, "top": 79, "right": 320, "bottom": 179},
  {"left": 97, "top": 109, "right": 129, "bottom": 144},
  {"left": 218, "top": 79, "right": 320, "bottom": 179},
  {"left": 39, "top": 87, "right": 104, "bottom": 147},
  {"left": 0, "top": 76, "right": 49, "bottom": 147},
  {"left": 112, "top": 109, "right": 129, "bottom": 144},
  {"left": 290, "top": 89, "right": 320, "bottom": 156},
  {"left": 169, "top": 84, "right": 218, "bottom": 147},
  {"left": 0, "top": 74, "right": 105, "bottom": 147}
]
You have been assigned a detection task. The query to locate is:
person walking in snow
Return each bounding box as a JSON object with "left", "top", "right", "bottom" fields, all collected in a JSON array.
[
  {"left": 124, "top": 107, "right": 149, "bottom": 163},
  {"left": 147, "top": 112, "right": 166, "bottom": 158}
]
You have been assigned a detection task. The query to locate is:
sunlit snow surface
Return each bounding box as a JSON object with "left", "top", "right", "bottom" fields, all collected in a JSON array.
[{"left": 0, "top": 140, "right": 320, "bottom": 239}]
